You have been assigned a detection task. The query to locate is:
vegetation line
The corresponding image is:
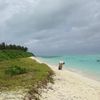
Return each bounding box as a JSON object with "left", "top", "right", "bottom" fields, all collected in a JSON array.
[{"left": 0, "top": 42, "right": 28, "bottom": 52}]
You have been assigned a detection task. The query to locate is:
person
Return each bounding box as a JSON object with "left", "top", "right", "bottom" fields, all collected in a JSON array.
[{"left": 58, "top": 61, "right": 65, "bottom": 70}]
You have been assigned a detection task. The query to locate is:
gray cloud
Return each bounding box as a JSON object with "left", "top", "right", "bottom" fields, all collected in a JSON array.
[{"left": 0, "top": 0, "right": 100, "bottom": 56}]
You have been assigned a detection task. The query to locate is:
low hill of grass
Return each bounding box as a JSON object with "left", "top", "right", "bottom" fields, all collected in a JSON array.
[
  {"left": 0, "top": 58, "right": 54, "bottom": 99},
  {"left": 0, "top": 50, "right": 34, "bottom": 61},
  {"left": 0, "top": 58, "right": 54, "bottom": 91},
  {"left": 0, "top": 42, "right": 35, "bottom": 60},
  {"left": 0, "top": 44, "right": 54, "bottom": 99}
]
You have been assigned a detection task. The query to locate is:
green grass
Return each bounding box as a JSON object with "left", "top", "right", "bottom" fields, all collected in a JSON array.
[
  {"left": 0, "top": 49, "right": 54, "bottom": 100},
  {"left": 5, "top": 65, "right": 27, "bottom": 76},
  {"left": 0, "top": 50, "right": 34, "bottom": 61},
  {"left": 0, "top": 58, "right": 54, "bottom": 91}
]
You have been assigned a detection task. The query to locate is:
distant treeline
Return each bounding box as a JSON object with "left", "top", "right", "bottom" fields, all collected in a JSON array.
[{"left": 0, "top": 42, "right": 28, "bottom": 52}]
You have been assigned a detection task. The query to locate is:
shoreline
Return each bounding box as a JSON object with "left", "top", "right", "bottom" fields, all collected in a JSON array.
[
  {"left": 36, "top": 56, "right": 100, "bottom": 82},
  {"left": 32, "top": 56, "right": 100, "bottom": 83},
  {"left": 66, "top": 67, "right": 100, "bottom": 82},
  {"left": 31, "top": 56, "right": 100, "bottom": 100}
]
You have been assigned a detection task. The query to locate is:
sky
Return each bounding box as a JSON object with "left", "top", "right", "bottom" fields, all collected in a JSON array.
[{"left": 0, "top": 0, "right": 100, "bottom": 56}]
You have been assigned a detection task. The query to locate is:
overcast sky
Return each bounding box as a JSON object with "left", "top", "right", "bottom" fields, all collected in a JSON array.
[{"left": 0, "top": 0, "right": 100, "bottom": 56}]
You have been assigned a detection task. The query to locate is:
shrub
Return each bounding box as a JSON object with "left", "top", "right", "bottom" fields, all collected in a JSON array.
[{"left": 5, "top": 65, "right": 27, "bottom": 76}]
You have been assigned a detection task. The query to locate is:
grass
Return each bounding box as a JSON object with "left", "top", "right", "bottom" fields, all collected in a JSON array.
[
  {"left": 5, "top": 65, "right": 27, "bottom": 76},
  {"left": 0, "top": 50, "right": 54, "bottom": 99},
  {"left": 0, "top": 50, "right": 34, "bottom": 61},
  {"left": 0, "top": 58, "right": 54, "bottom": 91}
]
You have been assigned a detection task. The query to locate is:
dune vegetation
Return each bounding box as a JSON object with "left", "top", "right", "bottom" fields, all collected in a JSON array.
[{"left": 0, "top": 43, "right": 54, "bottom": 99}]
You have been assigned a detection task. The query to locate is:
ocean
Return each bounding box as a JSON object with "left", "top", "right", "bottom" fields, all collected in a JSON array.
[{"left": 38, "top": 55, "right": 100, "bottom": 81}]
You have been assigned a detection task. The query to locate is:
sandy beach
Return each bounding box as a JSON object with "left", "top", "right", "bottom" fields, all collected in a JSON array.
[{"left": 31, "top": 57, "right": 100, "bottom": 100}]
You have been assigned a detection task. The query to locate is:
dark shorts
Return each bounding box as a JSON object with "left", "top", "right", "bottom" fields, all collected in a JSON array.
[{"left": 58, "top": 66, "right": 62, "bottom": 70}]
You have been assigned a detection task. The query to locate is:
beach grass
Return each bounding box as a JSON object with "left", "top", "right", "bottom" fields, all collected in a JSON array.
[
  {"left": 0, "top": 45, "right": 54, "bottom": 99},
  {"left": 0, "top": 50, "right": 34, "bottom": 61},
  {"left": 0, "top": 49, "right": 54, "bottom": 93},
  {"left": 0, "top": 58, "right": 54, "bottom": 91}
]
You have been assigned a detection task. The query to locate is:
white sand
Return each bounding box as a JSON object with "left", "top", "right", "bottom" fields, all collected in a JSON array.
[
  {"left": 0, "top": 90, "right": 26, "bottom": 100},
  {"left": 31, "top": 57, "right": 100, "bottom": 100}
]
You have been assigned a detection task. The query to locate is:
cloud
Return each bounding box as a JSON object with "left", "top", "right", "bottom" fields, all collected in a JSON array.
[{"left": 0, "top": 0, "right": 100, "bottom": 55}]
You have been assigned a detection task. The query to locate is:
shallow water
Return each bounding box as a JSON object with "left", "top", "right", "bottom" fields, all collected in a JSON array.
[{"left": 38, "top": 55, "right": 100, "bottom": 81}]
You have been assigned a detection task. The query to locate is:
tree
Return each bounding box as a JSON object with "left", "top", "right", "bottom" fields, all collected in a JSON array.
[
  {"left": 0, "top": 42, "right": 6, "bottom": 50},
  {"left": 0, "top": 42, "right": 28, "bottom": 52}
]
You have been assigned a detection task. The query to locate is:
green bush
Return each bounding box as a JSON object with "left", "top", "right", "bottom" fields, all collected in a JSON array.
[{"left": 5, "top": 65, "right": 27, "bottom": 76}]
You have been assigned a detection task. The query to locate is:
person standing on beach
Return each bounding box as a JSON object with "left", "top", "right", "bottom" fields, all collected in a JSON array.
[{"left": 58, "top": 61, "right": 65, "bottom": 70}]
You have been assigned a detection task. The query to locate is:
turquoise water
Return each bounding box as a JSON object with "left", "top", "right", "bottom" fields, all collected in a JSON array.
[{"left": 38, "top": 55, "right": 100, "bottom": 81}]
